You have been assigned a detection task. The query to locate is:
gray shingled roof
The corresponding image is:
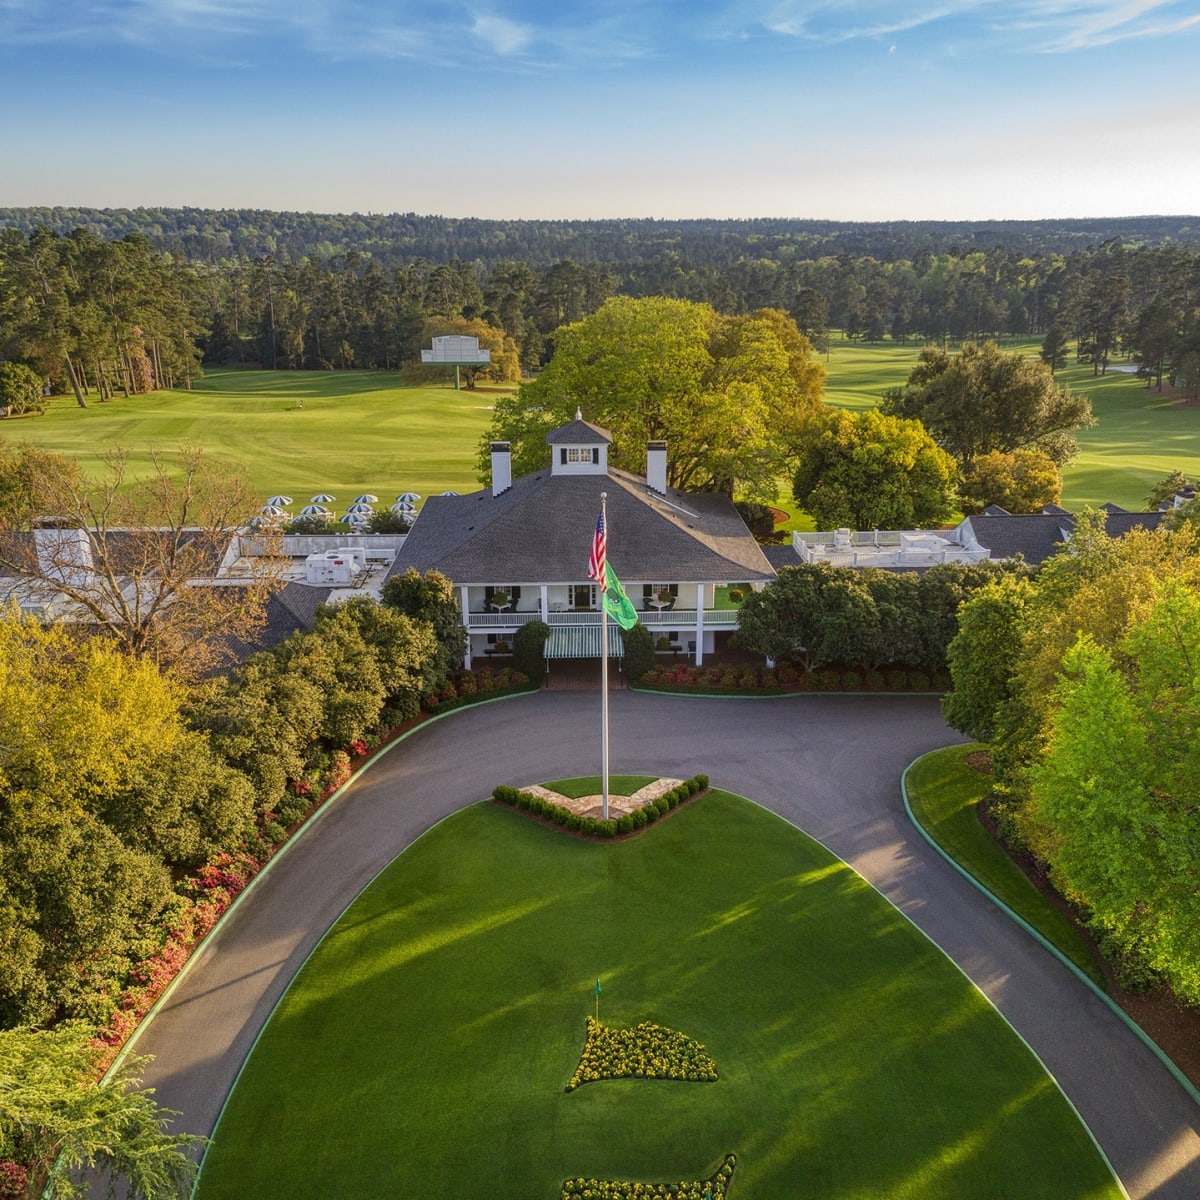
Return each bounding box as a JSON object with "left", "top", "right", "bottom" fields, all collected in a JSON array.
[
  {"left": 963, "top": 508, "right": 1168, "bottom": 566},
  {"left": 386, "top": 466, "right": 774, "bottom": 585},
  {"left": 208, "top": 581, "right": 334, "bottom": 666},
  {"left": 762, "top": 543, "right": 803, "bottom": 570},
  {"left": 545, "top": 417, "right": 612, "bottom": 445}
]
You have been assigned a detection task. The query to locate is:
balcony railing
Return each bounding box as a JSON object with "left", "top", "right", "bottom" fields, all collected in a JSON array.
[{"left": 467, "top": 608, "right": 739, "bottom": 628}]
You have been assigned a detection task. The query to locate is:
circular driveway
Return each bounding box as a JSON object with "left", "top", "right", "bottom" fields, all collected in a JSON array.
[{"left": 132, "top": 692, "right": 1200, "bottom": 1198}]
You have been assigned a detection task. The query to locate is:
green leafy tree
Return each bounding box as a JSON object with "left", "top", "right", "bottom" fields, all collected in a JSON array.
[
  {"left": 736, "top": 563, "right": 877, "bottom": 672},
  {"left": 1039, "top": 326, "right": 1070, "bottom": 373},
  {"left": 479, "top": 298, "right": 824, "bottom": 501},
  {"left": 315, "top": 597, "right": 437, "bottom": 720},
  {"left": 620, "top": 621, "right": 656, "bottom": 683},
  {"left": 791, "top": 408, "right": 958, "bottom": 530},
  {"left": 881, "top": 340, "right": 1094, "bottom": 465},
  {"left": 381, "top": 567, "right": 468, "bottom": 691},
  {"left": 511, "top": 619, "right": 550, "bottom": 680},
  {"left": 0, "top": 363, "right": 44, "bottom": 415},
  {"left": 1145, "top": 470, "right": 1192, "bottom": 510},
  {"left": 0, "top": 1023, "right": 202, "bottom": 1199},
  {"left": 958, "top": 448, "right": 1062, "bottom": 515},
  {"left": 942, "top": 574, "right": 1035, "bottom": 742},
  {"left": 0, "top": 442, "right": 80, "bottom": 530},
  {"left": 1028, "top": 619, "right": 1200, "bottom": 1002},
  {"left": 915, "top": 560, "right": 1026, "bottom": 672}
]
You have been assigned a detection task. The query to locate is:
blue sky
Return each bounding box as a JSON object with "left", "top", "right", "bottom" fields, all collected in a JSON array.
[{"left": 2, "top": 0, "right": 1198, "bottom": 219}]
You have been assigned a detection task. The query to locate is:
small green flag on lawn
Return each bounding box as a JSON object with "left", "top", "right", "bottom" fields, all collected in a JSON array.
[
  {"left": 594, "top": 978, "right": 602, "bottom": 996},
  {"left": 603, "top": 566, "right": 639, "bottom": 631}
]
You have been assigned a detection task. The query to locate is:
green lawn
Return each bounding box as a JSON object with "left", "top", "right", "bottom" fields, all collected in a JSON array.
[
  {"left": 195, "top": 791, "right": 1120, "bottom": 1200},
  {"left": 904, "top": 745, "right": 1104, "bottom": 987},
  {"left": 817, "top": 337, "right": 1200, "bottom": 512},
  {"left": 4, "top": 368, "right": 499, "bottom": 504},
  {"left": 9, "top": 341, "right": 1198, "bottom": 519}
]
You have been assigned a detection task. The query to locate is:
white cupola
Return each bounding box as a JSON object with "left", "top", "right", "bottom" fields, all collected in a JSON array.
[{"left": 545, "top": 408, "right": 612, "bottom": 476}]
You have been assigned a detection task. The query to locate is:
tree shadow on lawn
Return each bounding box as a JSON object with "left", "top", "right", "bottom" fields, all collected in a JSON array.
[{"left": 196, "top": 796, "right": 1121, "bottom": 1200}]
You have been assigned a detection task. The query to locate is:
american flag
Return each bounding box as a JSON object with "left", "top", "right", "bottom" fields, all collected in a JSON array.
[{"left": 588, "top": 510, "right": 606, "bottom": 590}]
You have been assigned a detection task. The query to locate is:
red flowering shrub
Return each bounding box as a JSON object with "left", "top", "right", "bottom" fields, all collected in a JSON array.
[{"left": 0, "top": 1161, "right": 29, "bottom": 1198}]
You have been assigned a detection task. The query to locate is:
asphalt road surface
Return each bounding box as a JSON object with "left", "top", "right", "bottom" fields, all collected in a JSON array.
[{"left": 128, "top": 691, "right": 1200, "bottom": 1198}]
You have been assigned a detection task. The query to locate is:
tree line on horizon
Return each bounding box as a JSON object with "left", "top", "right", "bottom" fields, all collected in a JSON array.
[
  {"left": 2, "top": 206, "right": 1198, "bottom": 266},
  {"left": 2, "top": 217, "right": 1200, "bottom": 406}
]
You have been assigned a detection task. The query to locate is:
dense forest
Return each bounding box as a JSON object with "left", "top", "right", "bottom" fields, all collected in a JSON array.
[
  {"left": 2, "top": 211, "right": 1200, "bottom": 400},
  {"left": 1, "top": 208, "right": 1198, "bottom": 267}
]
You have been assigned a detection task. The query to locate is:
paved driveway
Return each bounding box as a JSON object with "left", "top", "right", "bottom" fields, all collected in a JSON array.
[{"left": 131, "top": 691, "right": 1200, "bottom": 1198}]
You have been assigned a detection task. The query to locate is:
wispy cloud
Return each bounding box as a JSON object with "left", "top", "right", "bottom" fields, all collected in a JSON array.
[
  {"left": 0, "top": 0, "right": 1194, "bottom": 67},
  {"left": 716, "top": 0, "right": 1199, "bottom": 52},
  {"left": 0, "top": 0, "right": 660, "bottom": 67}
]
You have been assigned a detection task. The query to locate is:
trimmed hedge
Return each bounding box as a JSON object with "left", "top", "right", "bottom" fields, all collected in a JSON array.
[{"left": 492, "top": 774, "right": 710, "bottom": 840}]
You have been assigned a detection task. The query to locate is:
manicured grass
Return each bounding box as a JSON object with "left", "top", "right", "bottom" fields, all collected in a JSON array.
[
  {"left": 13, "top": 341, "right": 1197, "bottom": 518},
  {"left": 904, "top": 745, "right": 1104, "bottom": 987},
  {"left": 6, "top": 368, "right": 500, "bottom": 503},
  {"left": 818, "top": 338, "right": 1200, "bottom": 512},
  {"left": 541, "top": 775, "right": 658, "bottom": 798},
  {"left": 195, "top": 791, "right": 1120, "bottom": 1200}
]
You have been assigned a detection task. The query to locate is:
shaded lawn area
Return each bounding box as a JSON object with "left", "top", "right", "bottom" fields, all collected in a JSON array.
[
  {"left": 195, "top": 792, "right": 1120, "bottom": 1200},
  {"left": 904, "top": 745, "right": 1104, "bottom": 987},
  {"left": 8, "top": 367, "right": 498, "bottom": 501}
]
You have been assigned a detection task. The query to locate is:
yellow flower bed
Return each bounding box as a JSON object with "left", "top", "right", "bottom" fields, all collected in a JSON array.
[{"left": 565, "top": 1017, "right": 718, "bottom": 1092}]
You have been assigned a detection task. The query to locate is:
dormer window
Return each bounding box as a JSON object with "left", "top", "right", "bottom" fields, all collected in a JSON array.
[{"left": 562, "top": 447, "right": 600, "bottom": 465}]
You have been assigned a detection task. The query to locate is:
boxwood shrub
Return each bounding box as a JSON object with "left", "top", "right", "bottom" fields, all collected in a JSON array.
[{"left": 491, "top": 775, "right": 710, "bottom": 840}]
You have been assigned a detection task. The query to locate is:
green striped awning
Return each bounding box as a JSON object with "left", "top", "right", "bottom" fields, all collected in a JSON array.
[{"left": 546, "top": 625, "right": 625, "bottom": 659}]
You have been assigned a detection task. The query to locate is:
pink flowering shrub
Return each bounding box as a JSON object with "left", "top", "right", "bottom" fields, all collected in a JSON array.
[{"left": 0, "top": 1161, "right": 29, "bottom": 1199}]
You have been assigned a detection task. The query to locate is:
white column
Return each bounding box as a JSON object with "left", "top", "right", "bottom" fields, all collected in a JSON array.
[
  {"left": 540, "top": 584, "right": 548, "bottom": 620},
  {"left": 694, "top": 582, "right": 705, "bottom": 666},
  {"left": 460, "top": 584, "right": 472, "bottom": 669}
]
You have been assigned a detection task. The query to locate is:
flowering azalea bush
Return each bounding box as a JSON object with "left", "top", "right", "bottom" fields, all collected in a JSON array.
[
  {"left": 565, "top": 1017, "right": 719, "bottom": 1092},
  {"left": 0, "top": 1161, "right": 29, "bottom": 1199},
  {"left": 638, "top": 663, "right": 948, "bottom": 693},
  {"left": 560, "top": 1154, "right": 736, "bottom": 1199},
  {"left": 92, "top": 853, "right": 260, "bottom": 1051}
]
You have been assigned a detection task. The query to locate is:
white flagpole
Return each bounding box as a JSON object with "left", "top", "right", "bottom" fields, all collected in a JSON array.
[{"left": 600, "top": 492, "right": 610, "bottom": 822}]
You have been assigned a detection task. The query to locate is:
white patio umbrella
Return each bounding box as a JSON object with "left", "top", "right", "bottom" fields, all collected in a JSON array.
[
  {"left": 265, "top": 495, "right": 293, "bottom": 507},
  {"left": 310, "top": 493, "right": 336, "bottom": 503},
  {"left": 352, "top": 493, "right": 379, "bottom": 504},
  {"left": 391, "top": 500, "right": 416, "bottom": 513},
  {"left": 345, "top": 512, "right": 371, "bottom": 525},
  {"left": 258, "top": 504, "right": 287, "bottom": 516},
  {"left": 346, "top": 502, "right": 375, "bottom": 515},
  {"left": 299, "top": 504, "right": 332, "bottom": 517},
  {"left": 440, "top": 490, "right": 460, "bottom": 496},
  {"left": 395, "top": 491, "right": 420, "bottom": 502}
]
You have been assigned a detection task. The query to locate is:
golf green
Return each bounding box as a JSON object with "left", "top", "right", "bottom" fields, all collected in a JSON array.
[{"left": 195, "top": 792, "right": 1121, "bottom": 1199}]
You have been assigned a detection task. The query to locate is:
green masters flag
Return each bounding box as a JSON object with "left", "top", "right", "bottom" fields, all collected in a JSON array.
[{"left": 603, "top": 566, "right": 639, "bottom": 630}]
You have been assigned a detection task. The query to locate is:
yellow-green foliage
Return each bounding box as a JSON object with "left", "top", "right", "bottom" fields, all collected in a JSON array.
[
  {"left": 565, "top": 1017, "right": 718, "bottom": 1092},
  {"left": 560, "top": 1155, "right": 737, "bottom": 1200},
  {"left": 947, "top": 515, "right": 1200, "bottom": 1001}
]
